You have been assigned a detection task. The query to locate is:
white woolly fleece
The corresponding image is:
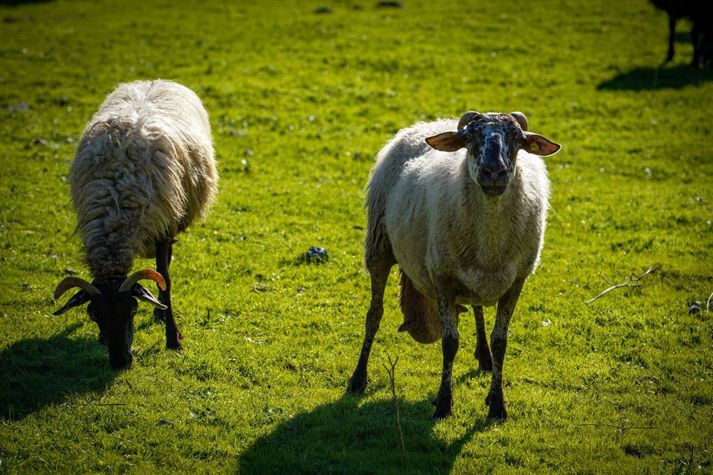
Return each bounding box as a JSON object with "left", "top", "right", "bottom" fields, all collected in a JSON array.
[
  {"left": 365, "top": 118, "right": 549, "bottom": 307},
  {"left": 70, "top": 80, "right": 218, "bottom": 279}
]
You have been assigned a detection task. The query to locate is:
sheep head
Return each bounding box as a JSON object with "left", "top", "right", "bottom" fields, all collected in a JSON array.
[
  {"left": 53, "top": 269, "right": 167, "bottom": 369},
  {"left": 425, "top": 111, "right": 561, "bottom": 196}
]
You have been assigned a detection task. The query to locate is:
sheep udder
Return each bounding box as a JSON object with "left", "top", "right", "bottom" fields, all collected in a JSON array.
[{"left": 398, "top": 269, "right": 441, "bottom": 344}]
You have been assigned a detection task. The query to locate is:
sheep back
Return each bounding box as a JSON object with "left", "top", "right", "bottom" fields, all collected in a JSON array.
[{"left": 69, "top": 80, "right": 218, "bottom": 279}]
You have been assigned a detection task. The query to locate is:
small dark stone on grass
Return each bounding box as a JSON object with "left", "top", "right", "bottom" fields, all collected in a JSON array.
[
  {"left": 301, "top": 246, "right": 329, "bottom": 264},
  {"left": 688, "top": 301, "right": 701, "bottom": 314},
  {"left": 5, "top": 102, "right": 29, "bottom": 111},
  {"left": 314, "top": 6, "right": 333, "bottom": 14},
  {"left": 376, "top": 1, "right": 403, "bottom": 8},
  {"left": 623, "top": 444, "right": 643, "bottom": 458}
]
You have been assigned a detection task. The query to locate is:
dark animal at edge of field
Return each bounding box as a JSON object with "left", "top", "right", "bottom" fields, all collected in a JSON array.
[{"left": 650, "top": 0, "right": 713, "bottom": 67}]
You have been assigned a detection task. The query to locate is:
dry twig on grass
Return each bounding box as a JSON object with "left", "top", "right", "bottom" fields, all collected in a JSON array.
[
  {"left": 586, "top": 267, "right": 657, "bottom": 304},
  {"left": 706, "top": 292, "right": 713, "bottom": 314},
  {"left": 575, "top": 422, "right": 655, "bottom": 432},
  {"left": 383, "top": 355, "right": 406, "bottom": 462},
  {"left": 62, "top": 402, "right": 127, "bottom": 407}
]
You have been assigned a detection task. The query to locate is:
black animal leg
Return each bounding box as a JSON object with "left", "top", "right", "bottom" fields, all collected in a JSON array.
[
  {"left": 473, "top": 306, "right": 493, "bottom": 371},
  {"left": 433, "top": 295, "right": 459, "bottom": 419},
  {"left": 486, "top": 278, "right": 525, "bottom": 421},
  {"left": 155, "top": 238, "right": 181, "bottom": 350},
  {"left": 347, "top": 259, "right": 392, "bottom": 394}
]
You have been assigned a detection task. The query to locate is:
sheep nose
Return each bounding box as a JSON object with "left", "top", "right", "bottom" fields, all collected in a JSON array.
[{"left": 481, "top": 163, "right": 508, "bottom": 180}]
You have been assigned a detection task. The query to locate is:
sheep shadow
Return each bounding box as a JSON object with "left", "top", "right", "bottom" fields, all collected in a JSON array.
[
  {"left": 238, "top": 392, "right": 489, "bottom": 473},
  {"left": 0, "top": 323, "right": 116, "bottom": 420},
  {"left": 0, "top": 0, "right": 53, "bottom": 6},
  {"left": 597, "top": 65, "right": 713, "bottom": 91}
]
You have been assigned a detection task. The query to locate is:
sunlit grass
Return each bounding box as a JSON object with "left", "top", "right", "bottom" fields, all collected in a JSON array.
[{"left": 0, "top": 0, "right": 711, "bottom": 472}]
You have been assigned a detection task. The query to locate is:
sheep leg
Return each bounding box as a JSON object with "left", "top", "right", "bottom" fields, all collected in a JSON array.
[
  {"left": 153, "top": 239, "right": 172, "bottom": 324},
  {"left": 486, "top": 278, "right": 525, "bottom": 421},
  {"left": 691, "top": 23, "right": 701, "bottom": 67},
  {"left": 153, "top": 240, "right": 174, "bottom": 323},
  {"left": 433, "top": 296, "right": 459, "bottom": 419},
  {"left": 473, "top": 305, "right": 492, "bottom": 371},
  {"left": 155, "top": 238, "right": 182, "bottom": 350},
  {"left": 347, "top": 260, "right": 391, "bottom": 394},
  {"left": 665, "top": 14, "right": 676, "bottom": 63}
]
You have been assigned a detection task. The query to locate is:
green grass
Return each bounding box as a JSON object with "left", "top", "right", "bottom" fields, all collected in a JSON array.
[{"left": 1, "top": 0, "right": 712, "bottom": 472}]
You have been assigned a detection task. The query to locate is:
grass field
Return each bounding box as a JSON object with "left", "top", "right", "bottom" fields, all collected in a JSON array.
[{"left": 1, "top": 0, "right": 712, "bottom": 472}]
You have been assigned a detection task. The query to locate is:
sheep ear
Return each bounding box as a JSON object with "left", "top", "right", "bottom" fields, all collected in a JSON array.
[
  {"left": 523, "top": 133, "right": 561, "bottom": 156},
  {"left": 425, "top": 132, "right": 465, "bottom": 152}
]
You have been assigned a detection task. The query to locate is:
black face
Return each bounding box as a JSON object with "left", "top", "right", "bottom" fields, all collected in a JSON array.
[
  {"left": 87, "top": 282, "right": 138, "bottom": 370},
  {"left": 462, "top": 114, "right": 525, "bottom": 196}
]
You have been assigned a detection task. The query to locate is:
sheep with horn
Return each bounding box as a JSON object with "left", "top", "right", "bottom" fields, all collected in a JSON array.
[
  {"left": 347, "top": 110, "right": 560, "bottom": 420},
  {"left": 53, "top": 80, "right": 218, "bottom": 369}
]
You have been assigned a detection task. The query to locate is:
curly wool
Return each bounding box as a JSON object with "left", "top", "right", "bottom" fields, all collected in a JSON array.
[{"left": 70, "top": 80, "right": 218, "bottom": 279}]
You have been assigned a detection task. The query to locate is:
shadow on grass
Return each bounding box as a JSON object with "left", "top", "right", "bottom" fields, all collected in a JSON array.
[
  {"left": 0, "top": 323, "right": 116, "bottom": 420},
  {"left": 597, "top": 65, "right": 713, "bottom": 91},
  {"left": 239, "top": 392, "right": 490, "bottom": 473},
  {"left": 0, "top": 0, "right": 52, "bottom": 5}
]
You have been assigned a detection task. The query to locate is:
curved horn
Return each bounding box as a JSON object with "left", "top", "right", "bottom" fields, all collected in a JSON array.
[
  {"left": 118, "top": 269, "right": 167, "bottom": 293},
  {"left": 457, "top": 111, "right": 480, "bottom": 130},
  {"left": 510, "top": 111, "right": 528, "bottom": 131},
  {"left": 54, "top": 277, "right": 101, "bottom": 300}
]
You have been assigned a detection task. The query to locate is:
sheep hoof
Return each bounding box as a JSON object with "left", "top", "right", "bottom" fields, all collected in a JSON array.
[
  {"left": 166, "top": 339, "right": 182, "bottom": 351},
  {"left": 346, "top": 374, "right": 367, "bottom": 395},
  {"left": 487, "top": 405, "right": 508, "bottom": 421},
  {"left": 433, "top": 391, "right": 453, "bottom": 419},
  {"left": 347, "top": 371, "right": 366, "bottom": 395},
  {"left": 166, "top": 331, "right": 182, "bottom": 350},
  {"left": 485, "top": 391, "right": 507, "bottom": 421},
  {"left": 432, "top": 401, "right": 453, "bottom": 420},
  {"left": 433, "top": 407, "right": 453, "bottom": 419}
]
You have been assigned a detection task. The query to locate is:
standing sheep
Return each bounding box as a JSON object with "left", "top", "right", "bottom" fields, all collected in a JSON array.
[
  {"left": 650, "top": 0, "right": 712, "bottom": 67},
  {"left": 53, "top": 80, "right": 218, "bottom": 369},
  {"left": 346, "top": 111, "right": 560, "bottom": 420}
]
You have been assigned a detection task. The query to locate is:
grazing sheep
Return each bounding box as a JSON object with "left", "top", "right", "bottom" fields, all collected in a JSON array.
[
  {"left": 650, "top": 0, "right": 712, "bottom": 67},
  {"left": 346, "top": 111, "right": 561, "bottom": 420},
  {"left": 53, "top": 80, "right": 218, "bottom": 369}
]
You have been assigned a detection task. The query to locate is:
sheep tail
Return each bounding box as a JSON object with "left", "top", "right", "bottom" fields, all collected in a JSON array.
[{"left": 398, "top": 268, "right": 441, "bottom": 344}]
